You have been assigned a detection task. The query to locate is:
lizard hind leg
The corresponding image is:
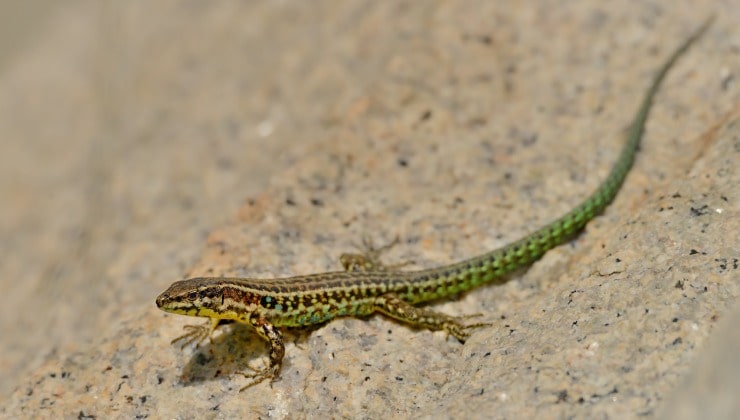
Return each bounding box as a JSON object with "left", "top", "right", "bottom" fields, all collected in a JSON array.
[
  {"left": 373, "top": 293, "right": 491, "bottom": 343},
  {"left": 339, "top": 235, "right": 414, "bottom": 272}
]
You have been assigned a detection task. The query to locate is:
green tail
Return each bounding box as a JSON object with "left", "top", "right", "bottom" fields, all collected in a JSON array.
[{"left": 434, "top": 18, "right": 712, "bottom": 296}]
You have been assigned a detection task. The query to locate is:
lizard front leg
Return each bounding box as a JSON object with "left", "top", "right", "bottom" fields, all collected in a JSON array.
[{"left": 238, "top": 314, "right": 285, "bottom": 391}]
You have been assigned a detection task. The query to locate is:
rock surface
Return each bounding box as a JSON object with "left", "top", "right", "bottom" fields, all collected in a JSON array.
[{"left": 1, "top": 1, "right": 737, "bottom": 418}]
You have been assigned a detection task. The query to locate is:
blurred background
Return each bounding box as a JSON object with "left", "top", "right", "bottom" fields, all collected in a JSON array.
[{"left": 0, "top": 1, "right": 316, "bottom": 399}]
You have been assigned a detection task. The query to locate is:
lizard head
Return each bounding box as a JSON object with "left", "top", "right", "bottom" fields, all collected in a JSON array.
[{"left": 156, "top": 277, "right": 255, "bottom": 321}]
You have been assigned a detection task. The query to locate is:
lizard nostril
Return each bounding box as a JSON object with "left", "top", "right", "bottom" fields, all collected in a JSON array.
[{"left": 156, "top": 293, "right": 168, "bottom": 307}]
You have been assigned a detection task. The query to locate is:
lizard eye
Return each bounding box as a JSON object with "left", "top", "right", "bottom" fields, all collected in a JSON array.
[{"left": 187, "top": 291, "right": 198, "bottom": 301}]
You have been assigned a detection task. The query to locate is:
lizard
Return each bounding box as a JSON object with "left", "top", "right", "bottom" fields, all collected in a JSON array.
[{"left": 156, "top": 18, "right": 712, "bottom": 390}]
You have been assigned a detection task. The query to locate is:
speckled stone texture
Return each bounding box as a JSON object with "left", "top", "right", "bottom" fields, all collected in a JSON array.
[{"left": 1, "top": 1, "right": 737, "bottom": 418}]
